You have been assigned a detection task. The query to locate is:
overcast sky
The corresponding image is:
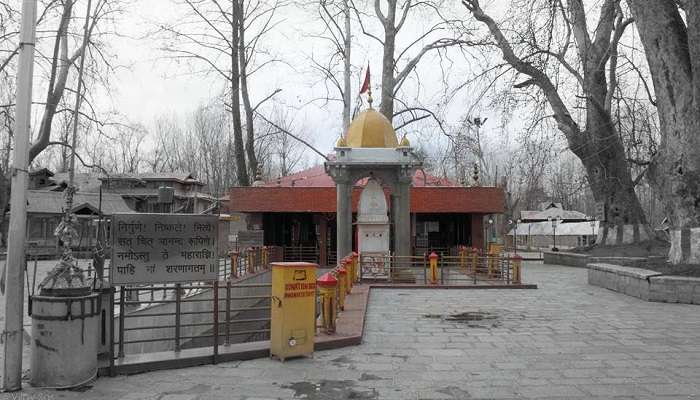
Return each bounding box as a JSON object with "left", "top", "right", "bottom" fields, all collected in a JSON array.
[{"left": 86, "top": 0, "right": 517, "bottom": 163}]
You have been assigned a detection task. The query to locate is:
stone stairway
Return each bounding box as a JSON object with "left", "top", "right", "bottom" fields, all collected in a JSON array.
[{"left": 391, "top": 267, "right": 417, "bottom": 283}]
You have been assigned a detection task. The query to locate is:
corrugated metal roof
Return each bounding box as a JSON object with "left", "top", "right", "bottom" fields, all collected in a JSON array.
[
  {"left": 26, "top": 190, "right": 133, "bottom": 215},
  {"left": 51, "top": 172, "right": 103, "bottom": 192},
  {"left": 111, "top": 187, "right": 214, "bottom": 199},
  {"left": 520, "top": 206, "right": 588, "bottom": 221},
  {"left": 507, "top": 221, "right": 599, "bottom": 236},
  {"left": 100, "top": 172, "right": 202, "bottom": 184}
]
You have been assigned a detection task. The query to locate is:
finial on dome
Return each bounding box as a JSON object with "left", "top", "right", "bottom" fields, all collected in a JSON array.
[
  {"left": 367, "top": 86, "right": 373, "bottom": 109},
  {"left": 399, "top": 134, "right": 410, "bottom": 147},
  {"left": 336, "top": 135, "right": 348, "bottom": 147}
]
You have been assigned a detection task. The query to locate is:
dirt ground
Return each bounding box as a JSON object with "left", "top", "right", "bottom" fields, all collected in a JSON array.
[
  {"left": 570, "top": 239, "right": 670, "bottom": 258},
  {"left": 645, "top": 262, "right": 700, "bottom": 278},
  {"left": 570, "top": 240, "right": 700, "bottom": 277}
]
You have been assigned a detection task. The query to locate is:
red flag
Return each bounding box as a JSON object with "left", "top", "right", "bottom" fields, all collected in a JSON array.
[{"left": 359, "top": 64, "right": 370, "bottom": 94}]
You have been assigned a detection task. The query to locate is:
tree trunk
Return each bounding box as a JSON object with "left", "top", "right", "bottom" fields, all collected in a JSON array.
[
  {"left": 579, "top": 135, "right": 650, "bottom": 245},
  {"left": 342, "top": 0, "right": 351, "bottom": 131},
  {"left": 578, "top": 62, "right": 649, "bottom": 245},
  {"left": 28, "top": 0, "right": 75, "bottom": 163},
  {"left": 464, "top": 0, "right": 650, "bottom": 245},
  {"left": 239, "top": 1, "right": 257, "bottom": 180},
  {"left": 626, "top": 1, "right": 700, "bottom": 263},
  {"left": 0, "top": 172, "right": 8, "bottom": 247},
  {"left": 231, "top": 0, "right": 249, "bottom": 186},
  {"left": 378, "top": 0, "right": 397, "bottom": 121}
]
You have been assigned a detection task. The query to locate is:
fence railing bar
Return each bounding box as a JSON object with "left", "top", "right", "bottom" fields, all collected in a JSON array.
[
  {"left": 213, "top": 280, "right": 219, "bottom": 364},
  {"left": 118, "top": 286, "right": 125, "bottom": 359},
  {"left": 175, "top": 283, "right": 181, "bottom": 352}
]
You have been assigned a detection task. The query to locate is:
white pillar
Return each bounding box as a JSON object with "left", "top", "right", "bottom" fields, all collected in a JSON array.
[{"left": 336, "top": 179, "right": 352, "bottom": 259}]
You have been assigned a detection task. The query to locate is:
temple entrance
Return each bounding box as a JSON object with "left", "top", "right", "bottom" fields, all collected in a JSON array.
[
  {"left": 414, "top": 213, "right": 473, "bottom": 256},
  {"left": 326, "top": 107, "right": 421, "bottom": 261}
]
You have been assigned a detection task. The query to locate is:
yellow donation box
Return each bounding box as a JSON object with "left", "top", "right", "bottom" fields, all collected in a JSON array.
[{"left": 271, "top": 262, "right": 318, "bottom": 361}]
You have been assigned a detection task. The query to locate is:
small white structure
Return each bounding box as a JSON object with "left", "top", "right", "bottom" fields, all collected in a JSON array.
[
  {"left": 507, "top": 221, "right": 599, "bottom": 250},
  {"left": 356, "top": 179, "right": 390, "bottom": 254}
]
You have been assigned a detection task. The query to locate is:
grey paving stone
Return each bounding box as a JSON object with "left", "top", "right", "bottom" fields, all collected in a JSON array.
[
  {"left": 518, "top": 384, "right": 586, "bottom": 398},
  {"left": 12, "top": 262, "right": 700, "bottom": 400},
  {"left": 640, "top": 383, "right": 700, "bottom": 396},
  {"left": 466, "top": 385, "right": 520, "bottom": 399}
]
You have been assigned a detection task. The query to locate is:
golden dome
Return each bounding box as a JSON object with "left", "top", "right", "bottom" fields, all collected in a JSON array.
[{"left": 345, "top": 109, "right": 399, "bottom": 148}]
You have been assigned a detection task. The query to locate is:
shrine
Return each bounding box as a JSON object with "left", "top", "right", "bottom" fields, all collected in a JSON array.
[
  {"left": 356, "top": 179, "right": 390, "bottom": 256},
  {"left": 227, "top": 102, "right": 505, "bottom": 265}
]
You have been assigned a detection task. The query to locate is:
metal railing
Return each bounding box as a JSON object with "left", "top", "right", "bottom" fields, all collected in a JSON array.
[
  {"left": 282, "top": 245, "right": 319, "bottom": 263},
  {"left": 359, "top": 251, "right": 522, "bottom": 285},
  {"left": 414, "top": 246, "right": 450, "bottom": 257},
  {"left": 115, "top": 280, "right": 272, "bottom": 358},
  {"left": 327, "top": 249, "right": 337, "bottom": 266},
  {"left": 225, "top": 246, "right": 277, "bottom": 279},
  {"left": 111, "top": 247, "right": 275, "bottom": 363}
]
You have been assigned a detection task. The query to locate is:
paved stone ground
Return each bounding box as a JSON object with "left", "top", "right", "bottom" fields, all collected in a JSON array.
[{"left": 5, "top": 261, "right": 700, "bottom": 399}]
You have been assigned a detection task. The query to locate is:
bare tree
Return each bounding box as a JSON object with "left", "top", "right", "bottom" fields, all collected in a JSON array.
[
  {"left": 354, "top": 0, "right": 472, "bottom": 123},
  {"left": 158, "top": 0, "right": 283, "bottom": 186},
  {"left": 264, "top": 106, "right": 310, "bottom": 177},
  {"left": 305, "top": 0, "right": 353, "bottom": 131},
  {"left": 463, "top": 0, "right": 650, "bottom": 244},
  {"left": 517, "top": 132, "right": 554, "bottom": 210},
  {"left": 29, "top": 0, "right": 115, "bottom": 163},
  {"left": 625, "top": 1, "right": 700, "bottom": 263},
  {"left": 145, "top": 104, "right": 239, "bottom": 196}
]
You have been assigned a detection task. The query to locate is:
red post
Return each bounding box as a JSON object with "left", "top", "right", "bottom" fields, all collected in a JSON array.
[{"left": 317, "top": 273, "right": 338, "bottom": 334}]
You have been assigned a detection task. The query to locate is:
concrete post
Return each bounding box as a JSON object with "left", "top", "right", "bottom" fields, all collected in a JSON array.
[
  {"left": 336, "top": 179, "right": 352, "bottom": 259},
  {"left": 391, "top": 193, "right": 399, "bottom": 254},
  {"left": 2, "top": 0, "right": 37, "bottom": 390},
  {"left": 396, "top": 178, "right": 412, "bottom": 258}
]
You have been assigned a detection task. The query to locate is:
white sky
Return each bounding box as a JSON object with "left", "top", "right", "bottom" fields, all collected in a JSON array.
[
  {"left": 94, "top": 0, "right": 512, "bottom": 160},
  {"left": 17, "top": 0, "right": 557, "bottom": 175}
]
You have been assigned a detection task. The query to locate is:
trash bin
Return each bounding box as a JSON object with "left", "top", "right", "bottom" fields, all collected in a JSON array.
[{"left": 30, "top": 259, "right": 100, "bottom": 388}]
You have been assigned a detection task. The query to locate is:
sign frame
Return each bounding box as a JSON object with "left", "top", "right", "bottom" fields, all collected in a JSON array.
[{"left": 110, "top": 212, "right": 219, "bottom": 285}]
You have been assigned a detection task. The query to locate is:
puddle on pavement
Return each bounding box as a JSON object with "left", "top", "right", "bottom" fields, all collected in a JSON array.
[
  {"left": 359, "top": 373, "right": 385, "bottom": 381},
  {"left": 283, "top": 380, "right": 378, "bottom": 399},
  {"left": 423, "top": 311, "right": 500, "bottom": 328},
  {"left": 437, "top": 386, "right": 472, "bottom": 399}
]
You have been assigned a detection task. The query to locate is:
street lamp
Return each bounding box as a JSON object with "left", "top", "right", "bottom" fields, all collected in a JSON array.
[
  {"left": 485, "top": 217, "right": 494, "bottom": 253},
  {"left": 549, "top": 216, "right": 561, "bottom": 252}
]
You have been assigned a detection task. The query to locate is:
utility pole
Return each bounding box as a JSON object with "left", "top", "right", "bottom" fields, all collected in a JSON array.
[{"left": 2, "top": 0, "right": 37, "bottom": 391}]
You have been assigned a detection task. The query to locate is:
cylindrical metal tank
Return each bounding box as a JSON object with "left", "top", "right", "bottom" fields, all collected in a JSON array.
[{"left": 30, "top": 289, "right": 100, "bottom": 388}]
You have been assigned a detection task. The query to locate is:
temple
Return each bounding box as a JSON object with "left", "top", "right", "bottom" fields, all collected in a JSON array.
[{"left": 227, "top": 107, "right": 505, "bottom": 265}]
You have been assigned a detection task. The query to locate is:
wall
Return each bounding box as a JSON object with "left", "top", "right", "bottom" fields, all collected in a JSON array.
[
  {"left": 587, "top": 263, "right": 700, "bottom": 305},
  {"left": 543, "top": 252, "right": 589, "bottom": 268},
  {"left": 544, "top": 252, "right": 651, "bottom": 268},
  {"left": 587, "top": 263, "right": 659, "bottom": 300}
]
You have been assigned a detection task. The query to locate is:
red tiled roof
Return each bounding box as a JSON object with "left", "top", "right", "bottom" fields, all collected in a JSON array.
[
  {"left": 229, "top": 186, "right": 504, "bottom": 214},
  {"left": 229, "top": 165, "right": 504, "bottom": 214},
  {"left": 261, "top": 165, "right": 455, "bottom": 187}
]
